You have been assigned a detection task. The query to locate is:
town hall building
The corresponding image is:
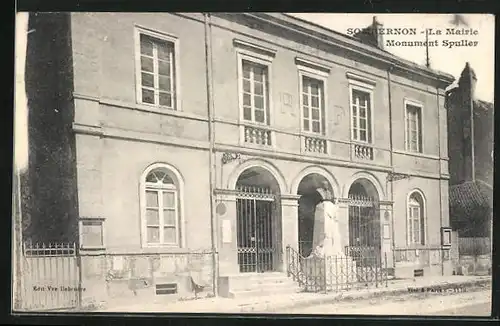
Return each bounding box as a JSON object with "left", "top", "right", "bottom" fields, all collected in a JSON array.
[{"left": 22, "top": 12, "right": 455, "bottom": 305}]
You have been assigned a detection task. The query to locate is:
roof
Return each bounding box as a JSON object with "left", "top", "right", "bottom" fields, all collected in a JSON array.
[
  {"left": 265, "top": 13, "right": 456, "bottom": 83},
  {"left": 475, "top": 99, "right": 494, "bottom": 111},
  {"left": 449, "top": 180, "right": 493, "bottom": 216}
]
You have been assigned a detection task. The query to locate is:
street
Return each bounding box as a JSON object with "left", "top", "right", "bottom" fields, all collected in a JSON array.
[{"left": 284, "top": 288, "right": 491, "bottom": 316}]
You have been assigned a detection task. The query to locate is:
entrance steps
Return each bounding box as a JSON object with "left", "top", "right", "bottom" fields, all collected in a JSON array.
[{"left": 219, "top": 272, "right": 301, "bottom": 299}]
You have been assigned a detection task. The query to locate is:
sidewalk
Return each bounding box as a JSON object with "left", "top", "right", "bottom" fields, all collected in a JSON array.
[{"left": 98, "top": 275, "right": 491, "bottom": 313}]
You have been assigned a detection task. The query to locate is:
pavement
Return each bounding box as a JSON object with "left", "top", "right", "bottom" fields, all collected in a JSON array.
[
  {"left": 288, "top": 287, "right": 491, "bottom": 316},
  {"left": 97, "top": 275, "right": 491, "bottom": 314}
]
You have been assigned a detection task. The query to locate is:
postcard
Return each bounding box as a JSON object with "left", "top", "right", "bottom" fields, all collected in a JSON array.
[{"left": 13, "top": 12, "right": 493, "bottom": 316}]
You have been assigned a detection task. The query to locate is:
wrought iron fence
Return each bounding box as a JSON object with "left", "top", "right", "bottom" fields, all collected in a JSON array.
[
  {"left": 19, "top": 242, "right": 80, "bottom": 311},
  {"left": 286, "top": 245, "right": 388, "bottom": 293}
]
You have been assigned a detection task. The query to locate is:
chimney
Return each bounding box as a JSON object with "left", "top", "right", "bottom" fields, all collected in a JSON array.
[
  {"left": 458, "top": 62, "right": 477, "bottom": 182},
  {"left": 352, "top": 16, "right": 385, "bottom": 50},
  {"left": 459, "top": 62, "right": 477, "bottom": 99},
  {"left": 372, "top": 16, "right": 385, "bottom": 50}
]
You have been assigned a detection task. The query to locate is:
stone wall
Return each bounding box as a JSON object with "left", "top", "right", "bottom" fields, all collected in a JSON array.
[{"left": 79, "top": 251, "right": 216, "bottom": 308}]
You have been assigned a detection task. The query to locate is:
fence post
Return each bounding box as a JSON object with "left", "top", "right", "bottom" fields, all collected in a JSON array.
[
  {"left": 335, "top": 256, "right": 338, "bottom": 292},
  {"left": 323, "top": 256, "right": 327, "bottom": 294},
  {"left": 76, "top": 242, "right": 83, "bottom": 308},
  {"left": 385, "top": 253, "right": 388, "bottom": 287},
  {"left": 286, "top": 246, "right": 290, "bottom": 277}
]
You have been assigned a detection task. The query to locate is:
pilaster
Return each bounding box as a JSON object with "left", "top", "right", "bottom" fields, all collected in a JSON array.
[
  {"left": 281, "top": 194, "right": 300, "bottom": 254},
  {"left": 214, "top": 189, "right": 238, "bottom": 275}
]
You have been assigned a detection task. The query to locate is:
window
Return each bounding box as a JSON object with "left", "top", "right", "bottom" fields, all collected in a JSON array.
[
  {"left": 407, "top": 192, "right": 425, "bottom": 246},
  {"left": 350, "top": 88, "right": 373, "bottom": 143},
  {"left": 301, "top": 76, "right": 325, "bottom": 134},
  {"left": 405, "top": 102, "right": 423, "bottom": 153},
  {"left": 142, "top": 166, "right": 182, "bottom": 247},
  {"left": 241, "top": 60, "right": 270, "bottom": 125},
  {"left": 136, "top": 30, "right": 178, "bottom": 109}
]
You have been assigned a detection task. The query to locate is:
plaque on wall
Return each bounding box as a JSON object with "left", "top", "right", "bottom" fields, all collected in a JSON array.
[
  {"left": 216, "top": 202, "right": 227, "bottom": 216},
  {"left": 222, "top": 219, "right": 232, "bottom": 243},
  {"left": 79, "top": 217, "right": 105, "bottom": 249},
  {"left": 383, "top": 224, "right": 391, "bottom": 239},
  {"left": 441, "top": 227, "right": 452, "bottom": 248}
]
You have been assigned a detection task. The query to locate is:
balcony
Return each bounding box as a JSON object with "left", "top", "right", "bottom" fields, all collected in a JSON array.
[
  {"left": 243, "top": 125, "right": 272, "bottom": 146},
  {"left": 304, "top": 136, "right": 327, "bottom": 154},
  {"left": 353, "top": 143, "right": 374, "bottom": 160}
]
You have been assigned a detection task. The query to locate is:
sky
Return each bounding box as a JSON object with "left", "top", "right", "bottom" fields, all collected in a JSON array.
[
  {"left": 289, "top": 13, "right": 495, "bottom": 103},
  {"left": 14, "top": 13, "right": 495, "bottom": 171}
]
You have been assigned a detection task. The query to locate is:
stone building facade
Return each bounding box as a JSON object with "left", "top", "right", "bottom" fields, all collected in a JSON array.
[{"left": 23, "top": 12, "right": 456, "bottom": 303}]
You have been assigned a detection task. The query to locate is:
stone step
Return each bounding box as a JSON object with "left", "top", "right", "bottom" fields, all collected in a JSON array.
[
  {"left": 230, "top": 281, "right": 302, "bottom": 299},
  {"left": 227, "top": 273, "right": 295, "bottom": 291},
  {"left": 231, "top": 278, "right": 297, "bottom": 292}
]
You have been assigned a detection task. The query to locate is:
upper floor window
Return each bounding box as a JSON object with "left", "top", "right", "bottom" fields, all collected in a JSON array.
[
  {"left": 141, "top": 164, "right": 183, "bottom": 247},
  {"left": 135, "top": 28, "right": 180, "bottom": 110},
  {"left": 405, "top": 101, "right": 423, "bottom": 153},
  {"left": 301, "top": 76, "right": 325, "bottom": 134},
  {"left": 350, "top": 87, "right": 373, "bottom": 143},
  {"left": 241, "top": 60, "right": 270, "bottom": 125},
  {"left": 407, "top": 191, "right": 425, "bottom": 246}
]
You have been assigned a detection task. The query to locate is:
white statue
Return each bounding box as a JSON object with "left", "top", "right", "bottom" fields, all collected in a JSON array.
[{"left": 311, "top": 199, "right": 343, "bottom": 258}]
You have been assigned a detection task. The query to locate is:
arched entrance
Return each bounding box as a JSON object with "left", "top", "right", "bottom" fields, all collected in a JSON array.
[
  {"left": 347, "top": 178, "right": 381, "bottom": 264},
  {"left": 297, "top": 173, "right": 334, "bottom": 257},
  {"left": 235, "top": 166, "right": 282, "bottom": 273}
]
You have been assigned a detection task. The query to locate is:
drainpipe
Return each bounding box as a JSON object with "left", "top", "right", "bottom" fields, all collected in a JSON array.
[
  {"left": 386, "top": 66, "right": 396, "bottom": 270},
  {"left": 204, "top": 13, "right": 219, "bottom": 296},
  {"left": 436, "top": 87, "right": 444, "bottom": 276}
]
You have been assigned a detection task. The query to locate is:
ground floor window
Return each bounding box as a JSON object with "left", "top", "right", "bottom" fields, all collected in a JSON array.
[{"left": 142, "top": 164, "right": 182, "bottom": 247}]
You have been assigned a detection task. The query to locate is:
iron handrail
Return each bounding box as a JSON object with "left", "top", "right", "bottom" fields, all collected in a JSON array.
[{"left": 286, "top": 245, "right": 389, "bottom": 293}]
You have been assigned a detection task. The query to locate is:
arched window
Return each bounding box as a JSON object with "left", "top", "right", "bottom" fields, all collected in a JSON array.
[
  {"left": 141, "top": 165, "right": 183, "bottom": 247},
  {"left": 407, "top": 191, "right": 425, "bottom": 246}
]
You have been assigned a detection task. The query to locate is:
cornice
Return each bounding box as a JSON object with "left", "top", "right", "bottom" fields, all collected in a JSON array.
[{"left": 241, "top": 13, "right": 455, "bottom": 86}]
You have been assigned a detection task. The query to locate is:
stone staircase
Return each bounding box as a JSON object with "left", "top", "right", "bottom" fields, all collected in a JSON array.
[{"left": 219, "top": 272, "right": 301, "bottom": 299}]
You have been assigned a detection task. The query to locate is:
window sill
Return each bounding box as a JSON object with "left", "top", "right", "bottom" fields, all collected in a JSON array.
[
  {"left": 351, "top": 140, "right": 373, "bottom": 146},
  {"left": 99, "top": 97, "right": 208, "bottom": 122},
  {"left": 239, "top": 120, "right": 272, "bottom": 129},
  {"left": 300, "top": 131, "right": 327, "bottom": 139},
  {"left": 107, "top": 246, "right": 197, "bottom": 255},
  {"left": 393, "top": 149, "right": 440, "bottom": 160},
  {"left": 79, "top": 246, "right": 106, "bottom": 253}
]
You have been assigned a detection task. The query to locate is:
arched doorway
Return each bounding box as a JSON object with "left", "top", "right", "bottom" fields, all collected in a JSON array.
[
  {"left": 297, "top": 173, "right": 333, "bottom": 257},
  {"left": 235, "top": 166, "right": 282, "bottom": 273},
  {"left": 347, "top": 178, "right": 381, "bottom": 265}
]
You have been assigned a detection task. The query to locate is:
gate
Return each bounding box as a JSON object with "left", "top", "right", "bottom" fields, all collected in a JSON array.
[
  {"left": 20, "top": 243, "right": 80, "bottom": 311},
  {"left": 346, "top": 195, "right": 381, "bottom": 267},
  {"left": 236, "top": 186, "right": 279, "bottom": 273}
]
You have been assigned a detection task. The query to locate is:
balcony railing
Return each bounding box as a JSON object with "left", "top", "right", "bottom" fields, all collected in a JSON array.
[
  {"left": 354, "top": 144, "right": 374, "bottom": 160},
  {"left": 304, "top": 136, "right": 327, "bottom": 154},
  {"left": 244, "top": 126, "right": 272, "bottom": 146}
]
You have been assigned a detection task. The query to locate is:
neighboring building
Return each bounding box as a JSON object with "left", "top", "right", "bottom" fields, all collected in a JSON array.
[
  {"left": 446, "top": 63, "right": 494, "bottom": 238},
  {"left": 23, "top": 13, "right": 455, "bottom": 304}
]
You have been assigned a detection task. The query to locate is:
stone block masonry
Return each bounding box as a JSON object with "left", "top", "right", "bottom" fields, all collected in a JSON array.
[{"left": 79, "top": 251, "right": 216, "bottom": 308}]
